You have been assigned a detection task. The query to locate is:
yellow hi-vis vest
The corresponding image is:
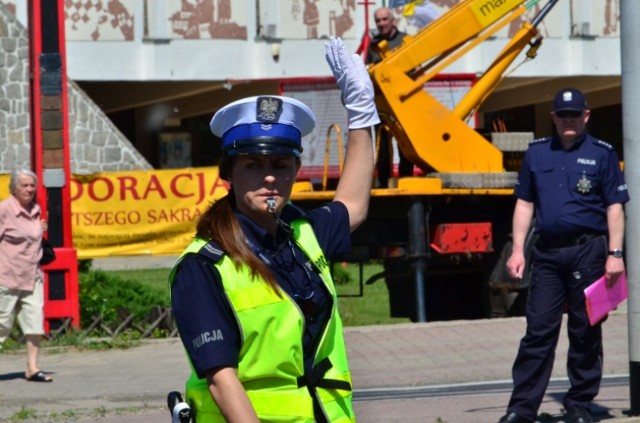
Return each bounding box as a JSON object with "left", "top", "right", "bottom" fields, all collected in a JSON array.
[{"left": 171, "top": 219, "right": 355, "bottom": 422}]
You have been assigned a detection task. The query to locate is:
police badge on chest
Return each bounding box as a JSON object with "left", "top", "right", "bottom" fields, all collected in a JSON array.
[{"left": 577, "top": 171, "right": 592, "bottom": 194}]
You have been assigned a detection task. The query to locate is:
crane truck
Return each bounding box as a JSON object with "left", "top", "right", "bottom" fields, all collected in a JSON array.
[{"left": 290, "top": 0, "right": 559, "bottom": 322}]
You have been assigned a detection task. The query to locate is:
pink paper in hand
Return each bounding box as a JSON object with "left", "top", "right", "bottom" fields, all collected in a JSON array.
[{"left": 584, "top": 272, "right": 628, "bottom": 326}]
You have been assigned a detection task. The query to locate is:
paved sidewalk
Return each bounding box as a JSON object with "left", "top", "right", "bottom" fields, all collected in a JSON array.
[{"left": 0, "top": 311, "right": 635, "bottom": 422}]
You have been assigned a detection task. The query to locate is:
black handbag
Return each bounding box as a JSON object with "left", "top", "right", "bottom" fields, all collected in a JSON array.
[{"left": 40, "top": 238, "right": 56, "bottom": 265}]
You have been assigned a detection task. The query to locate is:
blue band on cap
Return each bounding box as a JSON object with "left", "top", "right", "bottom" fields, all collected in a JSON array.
[
  {"left": 222, "top": 123, "right": 302, "bottom": 150},
  {"left": 225, "top": 138, "right": 303, "bottom": 157}
]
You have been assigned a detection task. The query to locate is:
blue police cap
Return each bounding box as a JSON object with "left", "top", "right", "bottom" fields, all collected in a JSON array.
[
  {"left": 210, "top": 95, "right": 316, "bottom": 157},
  {"left": 553, "top": 88, "right": 588, "bottom": 112}
]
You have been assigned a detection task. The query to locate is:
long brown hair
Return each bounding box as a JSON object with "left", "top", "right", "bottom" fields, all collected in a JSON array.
[{"left": 196, "top": 156, "right": 280, "bottom": 294}]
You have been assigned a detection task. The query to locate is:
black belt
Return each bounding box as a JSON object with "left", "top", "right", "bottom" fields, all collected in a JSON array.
[
  {"left": 537, "top": 233, "right": 602, "bottom": 249},
  {"left": 297, "top": 358, "right": 352, "bottom": 392}
]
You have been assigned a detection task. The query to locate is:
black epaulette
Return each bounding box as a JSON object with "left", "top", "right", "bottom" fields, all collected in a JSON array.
[
  {"left": 196, "top": 240, "right": 226, "bottom": 264},
  {"left": 280, "top": 202, "right": 310, "bottom": 223},
  {"left": 529, "top": 136, "right": 550, "bottom": 146},
  {"left": 592, "top": 138, "right": 614, "bottom": 151}
]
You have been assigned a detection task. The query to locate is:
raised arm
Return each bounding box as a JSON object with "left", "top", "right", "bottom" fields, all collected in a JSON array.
[{"left": 325, "top": 37, "right": 380, "bottom": 232}]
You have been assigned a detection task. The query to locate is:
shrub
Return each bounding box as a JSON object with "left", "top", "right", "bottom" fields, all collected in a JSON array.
[{"left": 79, "top": 270, "right": 169, "bottom": 329}]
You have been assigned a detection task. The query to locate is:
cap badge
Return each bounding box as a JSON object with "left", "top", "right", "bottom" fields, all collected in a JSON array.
[
  {"left": 562, "top": 91, "right": 573, "bottom": 102},
  {"left": 576, "top": 171, "right": 592, "bottom": 194},
  {"left": 256, "top": 97, "right": 282, "bottom": 123}
]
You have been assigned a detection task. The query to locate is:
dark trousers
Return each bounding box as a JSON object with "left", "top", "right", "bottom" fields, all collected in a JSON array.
[
  {"left": 376, "top": 126, "right": 414, "bottom": 188},
  {"left": 507, "top": 235, "right": 606, "bottom": 421}
]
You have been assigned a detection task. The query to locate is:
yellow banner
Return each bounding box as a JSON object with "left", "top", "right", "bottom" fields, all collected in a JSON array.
[
  {"left": 0, "top": 168, "right": 229, "bottom": 259},
  {"left": 0, "top": 176, "right": 8, "bottom": 200}
]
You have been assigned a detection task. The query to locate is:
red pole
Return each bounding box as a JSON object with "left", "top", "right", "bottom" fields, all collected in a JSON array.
[
  {"left": 28, "top": 0, "right": 79, "bottom": 332},
  {"left": 356, "top": 0, "right": 376, "bottom": 57},
  {"left": 29, "top": 0, "right": 43, "bottom": 181}
]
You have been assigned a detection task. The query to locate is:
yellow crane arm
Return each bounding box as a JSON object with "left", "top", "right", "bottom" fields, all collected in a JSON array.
[{"left": 370, "top": 0, "right": 557, "bottom": 173}]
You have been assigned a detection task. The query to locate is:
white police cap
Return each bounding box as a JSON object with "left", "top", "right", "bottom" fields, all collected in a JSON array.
[{"left": 210, "top": 95, "right": 316, "bottom": 157}]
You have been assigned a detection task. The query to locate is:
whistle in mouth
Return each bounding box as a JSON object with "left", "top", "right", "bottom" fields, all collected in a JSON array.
[{"left": 267, "top": 197, "right": 276, "bottom": 213}]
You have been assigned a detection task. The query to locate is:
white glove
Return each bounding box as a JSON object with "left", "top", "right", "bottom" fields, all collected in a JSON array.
[{"left": 325, "top": 37, "right": 380, "bottom": 129}]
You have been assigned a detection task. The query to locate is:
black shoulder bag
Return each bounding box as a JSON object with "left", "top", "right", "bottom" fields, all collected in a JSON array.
[{"left": 40, "top": 238, "right": 56, "bottom": 265}]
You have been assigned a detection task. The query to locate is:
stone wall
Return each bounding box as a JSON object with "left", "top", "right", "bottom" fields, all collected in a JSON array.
[
  {"left": 67, "top": 82, "right": 151, "bottom": 173},
  {"left": 0, "top": 4, "right": 151, "bottom": 175}
]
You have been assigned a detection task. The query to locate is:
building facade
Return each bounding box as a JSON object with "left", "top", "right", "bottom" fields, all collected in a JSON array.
[
  {"left": 0, "top": 0, "right": 624, "bottom": 173},
  {"left": 0, "top": 2, "right": 151, "bottom": 174}
]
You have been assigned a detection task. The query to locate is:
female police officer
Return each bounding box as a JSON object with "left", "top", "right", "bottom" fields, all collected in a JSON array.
[{"left": 170, "top": 37, "right": 379, "bottom": 422}]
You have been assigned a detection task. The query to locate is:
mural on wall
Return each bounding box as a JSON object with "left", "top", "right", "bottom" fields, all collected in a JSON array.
[
  {"left": 0, "top": 1, "right": 15, "bottom": 15},
  {"left": 389, "top": 0, "right": 450, "bottom": 30},
  {"left": 0, "top": 0, "right": 622, "bottom": 42},
  {"left": 273, "top": 0, "right": 357, "bottom": 39},
  {"left": 592, "top": 0, "right": 620, "bottom": 37},
  {"left": 601, "top": 0, "right": 619, "bottom": 36},
  {"left": 64, "top": 0, "right": 134, "bottom": 41},
  {"left": 506, "top": 2, "right": 551, "bottom": 38},
  {"left": 167, "top": 0, "right": 247, "bottom": 39}
]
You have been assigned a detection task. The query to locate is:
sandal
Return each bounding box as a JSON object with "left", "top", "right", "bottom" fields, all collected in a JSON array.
[{"left": 26, "top": 371, "right": 53, "bottom": 382}]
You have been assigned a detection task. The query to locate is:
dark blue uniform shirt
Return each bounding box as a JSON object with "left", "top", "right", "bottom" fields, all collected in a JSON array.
[
  {"left": 171, "top": 201, "right": 351, "bottom": 378},
  {"left": 514, "top": 132, "right": 628, "bottom": 236}
]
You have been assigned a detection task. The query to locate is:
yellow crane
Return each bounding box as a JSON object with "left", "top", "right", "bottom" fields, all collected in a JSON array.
[{"left": 293, "top": 0, "right": 559, "bottom": 322}]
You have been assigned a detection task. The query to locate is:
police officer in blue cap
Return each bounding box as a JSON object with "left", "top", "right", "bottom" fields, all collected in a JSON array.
[
  {"left": 498, "top": 88, "right": 628, "bottom": 423},
  {"left": 170, "top": 37, "right": 379, "bottom": 422}
]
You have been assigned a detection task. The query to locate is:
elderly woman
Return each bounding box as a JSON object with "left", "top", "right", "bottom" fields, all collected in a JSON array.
[{"left": 0, "top": 168, "right": 52, "bottom": 382}]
